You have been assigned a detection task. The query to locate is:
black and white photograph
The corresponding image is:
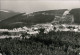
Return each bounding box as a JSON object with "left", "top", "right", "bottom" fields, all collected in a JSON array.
[{"left": 0, "top": 0, "right": 80, "bottom": 55}]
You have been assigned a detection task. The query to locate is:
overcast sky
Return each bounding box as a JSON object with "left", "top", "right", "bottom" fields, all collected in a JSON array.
[{"left": 0, "top": 0, "right": 80, "bottom": 13}]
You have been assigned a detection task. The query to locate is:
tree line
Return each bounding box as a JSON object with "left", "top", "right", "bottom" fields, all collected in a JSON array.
[{"left": 0, "top": 31, "right": 80, "bottom": 55}]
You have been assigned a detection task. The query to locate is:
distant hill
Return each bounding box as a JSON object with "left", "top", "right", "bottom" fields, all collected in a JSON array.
[
  {"left": 0, "top": 9, "right": 69, "bottom": 29},
  {"left": 0, "top": 10, "right": 20, "bottom": 21},
  {"left": 0, "top": 8, "right": 80, "bottom": 29},
  {"left": 0, "top": 12, "right": 55, "bottom": 29},
  {"left": 69, "top": 8, "right": 80, "bottom": 24}
]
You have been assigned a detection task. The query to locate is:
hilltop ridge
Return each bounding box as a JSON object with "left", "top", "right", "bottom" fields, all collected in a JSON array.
[{"left": 0, "top": 8, "right": 80, "bottom": 29}]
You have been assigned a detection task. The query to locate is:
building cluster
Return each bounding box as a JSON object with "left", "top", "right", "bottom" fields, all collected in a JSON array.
[
  {"left": 0, "top": 23, "right": 80, "bottom": 39},
  {"left": 54, "top": 24, "right": 80, "bottom": 32}
]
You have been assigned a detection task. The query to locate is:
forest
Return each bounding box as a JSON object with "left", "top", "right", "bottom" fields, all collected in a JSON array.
[{"left": 0, "top": 31, "right": 80, "bottom": 55}]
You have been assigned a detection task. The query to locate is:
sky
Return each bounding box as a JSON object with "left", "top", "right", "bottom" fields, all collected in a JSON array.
[{"left": 0, "top": 0, "right": 80, "bottom": 13}]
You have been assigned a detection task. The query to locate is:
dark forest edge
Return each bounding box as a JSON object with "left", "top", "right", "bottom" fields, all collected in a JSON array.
[{"left": 0, "top": 31, "right": 80, "bottom": 55}]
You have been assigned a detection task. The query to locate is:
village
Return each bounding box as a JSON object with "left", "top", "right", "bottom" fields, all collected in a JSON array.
[{"left": 0, "top": 23, "right": 80, "bottom": 39}]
